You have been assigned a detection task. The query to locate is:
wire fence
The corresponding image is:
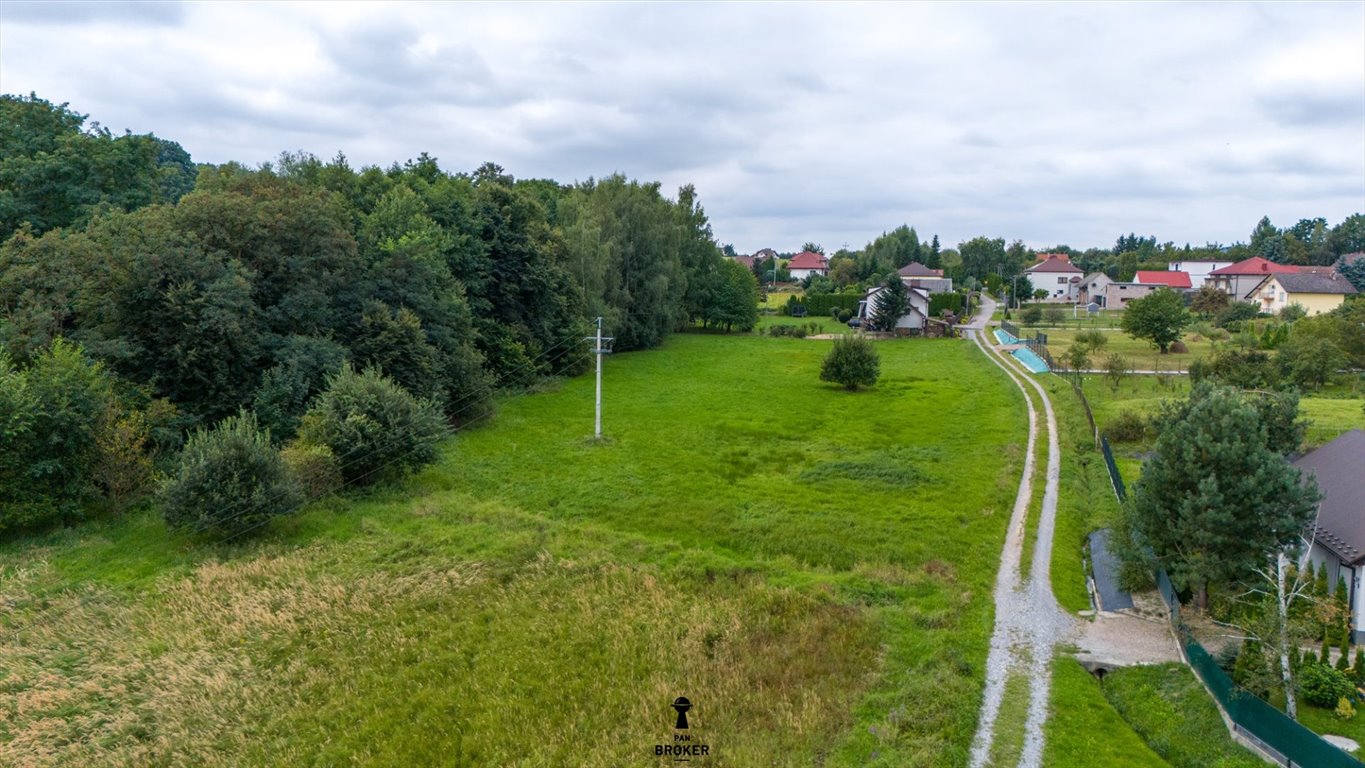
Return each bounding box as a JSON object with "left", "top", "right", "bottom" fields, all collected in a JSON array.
[{"left": 1108, "top": 457, "right": 1364, "bottom": 768}]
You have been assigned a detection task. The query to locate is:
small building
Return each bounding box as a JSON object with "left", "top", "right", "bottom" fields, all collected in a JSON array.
[
  {"left": 1206, "top": 257, "right": 1299, "bottom": 299},
  {"left": 1245, "top": 272, "right": 1358, "bottom": 315},
  {"left": 1134, "top": 270, "right": 1192, "bottom": 290},
  {"left": 1078, "top": 273, "right": 1114, "bottom": 306},
  {"left": 1100, "top": 281, "right": 1161, "bottom": 308},
  {"left": 1168, "top": 260, "right": 1233, "bottom": 290},
  {"left": 896, "top": 262, "right": 953, "bottom": 294},
  {"left": 1024, "top": 255, "right": 1084, "bottom": 302},
  {"left": 1294, "top": 430, "right": 1365, "bottom": 644},
  {"left": 856, "top": 285, "right": 932, "bottom": 333},
  {"left": 787, "top": 251, "right": 829, "bottom": 282}
]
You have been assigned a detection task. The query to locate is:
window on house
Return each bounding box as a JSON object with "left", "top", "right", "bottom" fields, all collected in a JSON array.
[{"left": 1057, "top": 277, "right": 1067, "bottom": 284}]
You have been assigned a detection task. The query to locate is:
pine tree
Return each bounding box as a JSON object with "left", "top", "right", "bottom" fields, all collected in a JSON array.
[{"left": 869, "top": 273, "right": 908, "bottom": 332}]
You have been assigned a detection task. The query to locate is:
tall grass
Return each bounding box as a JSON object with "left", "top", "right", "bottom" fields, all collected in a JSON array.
[{"left": 2, "top": 334, "right": 1024, "bottom": 766}]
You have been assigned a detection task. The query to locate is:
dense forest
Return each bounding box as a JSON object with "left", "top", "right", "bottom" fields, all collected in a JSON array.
[{"left": 0, "top": 93, "right": 758, "bottom": 537}]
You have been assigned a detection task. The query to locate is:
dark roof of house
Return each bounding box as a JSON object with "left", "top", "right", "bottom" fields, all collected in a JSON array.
[
  {"left": 1336, "top": 252, "right": 1364, "bottom": 267},
  {"left": 1135, "top": 271, "right": 1192, "bottom": 289},
  {"left": 1294, "top": 430, "right": 1365, "bottom": 565},
  {"left": 1026, "top": 257, "right": 1083, "bottom": 274},
  {"left": 1268, "top": 272, "right": 1359, "bottom": 295},
  {"left": 897, "top": 262, "right": 944, "bottom": 277},
  {"left": 788, "top": 251, "right": 828, "bottom": 269},
  {"left": 733, "top": 255, "right": 755, "bottom": 269},
  {"left": 1208, "top": 257, "right": 1300, "bottom": 276},
  {"left": 753, "top": 248, "right": 778, "bottom": 259}
]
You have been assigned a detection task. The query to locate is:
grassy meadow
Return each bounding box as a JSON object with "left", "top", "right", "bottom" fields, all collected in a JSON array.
[{"left": 1, "top": 333, "right": 1026, "bottom": 766}]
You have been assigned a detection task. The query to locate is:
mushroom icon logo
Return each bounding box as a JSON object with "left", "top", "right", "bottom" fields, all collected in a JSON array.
[{"left": 671, "top": 697, "right": 692, "bottom": 729}]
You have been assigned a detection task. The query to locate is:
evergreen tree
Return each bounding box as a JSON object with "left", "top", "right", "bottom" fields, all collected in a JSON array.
[
  {"left": 1129, "top": 382, "right": 1320, "bottom": 607},
  {"left": 870, "top": 273, "right": 908, "bottom": 331}
]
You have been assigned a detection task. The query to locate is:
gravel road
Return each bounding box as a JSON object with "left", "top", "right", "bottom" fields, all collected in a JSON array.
[{"left": 964, "top": 296, "right": 1074, "bottom": 768}]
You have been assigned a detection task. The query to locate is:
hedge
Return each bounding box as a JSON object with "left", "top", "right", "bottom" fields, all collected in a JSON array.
[
  {"left": 928, "top": 292, "right": 964, "bottom": 316},
  {"left": 803, "top": 293, "right": 863, "bottom": 316}
]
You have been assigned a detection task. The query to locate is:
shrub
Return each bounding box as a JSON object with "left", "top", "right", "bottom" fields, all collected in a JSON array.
[
  {"left": 1020, "top": 306, "right": 1043, "bottom": 326},
  {"left": 1189, "top": 347, "right": 1279, "bottom": 389},
  {"left": 91, "top": 401, "right": 157, "bottom": 512},
  {"left": 0, "top": 340, "right": 115, "bottom": 536},
  {"left": 1103, "top": 411, "right": 1150, "bottom": 443},
  {"left": 1335, "top": 696, "right": 1356, "bottom": 721},
  {"left": 819, "top": 336, "right": 880, "bottom": 391},
  {"left": 161, "top": 411, "right": 302, "bottom": 539},
  {"left": 1215, "top": 301, "right": 1261, "bottom": 329},
  {"left": 837, "top": 308, "right": 853, "bottom": 323},
  {"left": 1299, "top": 661, "right": 1355, "bottom": 708},
  {"left": 1044, "top": 306, "right": 1065, "bottom": 326},
  {"left": 1074, "top": 329, "right": 1108, "bottom": 351},
  {"left": 297, "top": 365, "right": 448, "bottom": 485},
  {"left": 281, "top": 442, "right": 343, "bottom": 499},
  {"left": 769, "top": 324, "right": 808, "bottom": 338}
]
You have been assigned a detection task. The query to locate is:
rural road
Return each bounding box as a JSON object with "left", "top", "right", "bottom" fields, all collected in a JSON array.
[{"left": 963, "top": 296, "right": 1074, "bottom": 768}]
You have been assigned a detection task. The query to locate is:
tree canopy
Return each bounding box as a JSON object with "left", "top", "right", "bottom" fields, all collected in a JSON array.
[{"left": 1121, "top": 288, "right": 1190, "bottom": 353}]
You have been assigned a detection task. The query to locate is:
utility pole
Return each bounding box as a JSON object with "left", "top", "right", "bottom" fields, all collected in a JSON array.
[{"left": 587, "top": 317, "right": 614, "bottom": 439}]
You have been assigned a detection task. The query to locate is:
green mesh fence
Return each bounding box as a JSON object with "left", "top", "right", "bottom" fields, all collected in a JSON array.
[
  {"left": 1100, "top": 436, "right": 1126, "bottom": 501},
  {"left": 1185, "top": 642, "right": 1363, "bottom": 767}
]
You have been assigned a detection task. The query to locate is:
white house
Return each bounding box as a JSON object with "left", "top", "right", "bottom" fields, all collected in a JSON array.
[
  {"left": 1024, "top": 255, "right": 1084, "bottom": 302},
  {"left": 1078, "top": 273, "right": 1113, "bottom": 306},
  {"left": 1295, "top": 430, "right": 1365, "bottom": 644},
  {"left": 857, "top": 285, "right": 931, "bottom": 332},
  {"left": 787, "top": 251, "right": 829, "bottom": 282},
  {"left": 1168, "top": 260, "right": 1233, "bottom": 290}
]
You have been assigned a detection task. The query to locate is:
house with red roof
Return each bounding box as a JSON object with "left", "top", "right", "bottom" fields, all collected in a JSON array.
[
  {"left": 1168, "top": 260, "right": 1232, "bottom": 290},
  {"left": 1024, "top": 254, "right": 1084, "bottom": 302},
  {"left": 1133, "top": 271, "right": 1192, "bottom": 290},
  {"left": 1206, "top": 257, "right": 1300, "bottom": 299},
  {"left": 786, "top": 251, "right": 829, "bottom": 282}
]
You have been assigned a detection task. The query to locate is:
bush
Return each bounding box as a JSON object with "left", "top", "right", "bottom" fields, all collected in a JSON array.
[
  {"left": 804, "top": 293, "right": 861, "bottom": 317},
  {"left": 281, "top": 442, "right": 342, "bottom": 499},
  {"left": 297, "top": 365, "right": 448, "bottom": 485},
  {"left": 927, "top": 292, "right": 964, "bottom": 317},
  {"left": 1189, "top": 348, "right": 1279, "bottom": 389},
  {"left": 1074, "top": 329, "right": 1108, "bottom": 351},
  {"left": 1335, "top": 696, "right": 1356, "bottom": 721},
  {"left": 1103, "top": 410, "right": 1150, "bottom": 443},
  {"left": 1044, "top": 306, "right": 1065, "bottom": 326},
  {"left": 836, "top": 308, "right": 853, "bottom": 323},
  {"left": 1299, "top": 661, "right": 1355, "bottom": 708},
  {"left": 1020, "top": 306, "right": 1043, "bottom": 326},
  {"left": 0, "top": 340, "right": 115, "bottom": 536},
  {"left": 161, "top": 411, "right": 302, "bottom": 539},
  {"left": 819, "top": 336, "right": 880, "bottom": 391},
  {"left": 1215, "top": 301, "right": 1261, "bottom": 330},
  {"left": 768, "top": 324, "right": 808, "bottom": 338}
]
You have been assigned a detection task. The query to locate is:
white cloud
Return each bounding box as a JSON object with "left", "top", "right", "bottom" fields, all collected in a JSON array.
[{"left": 0, "top": 0, "right": 1361, "bottom": 253}]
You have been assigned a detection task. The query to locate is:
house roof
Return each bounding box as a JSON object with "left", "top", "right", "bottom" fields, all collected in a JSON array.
[
  {"left": 1035, "top": 252, "right": 1071, "bottom": 262},
  {"left": 1134, "top": 270, "right": 1192, "bottom": 289},
  {"left": 1337, "top": 252, "right": 1365, "bottom": 268},
  {"left": 1081, "top": 272, "right": 1111, "bottom": 285},
  {"left": 733, "top": 255, "right": 755, "bottom": 269},
  {"left": 1208, "top": 257, "right": 1300, "bottom": 276},
  {"left": 1262, "top": 272, "right": 1359, "bottom": 296},
  {"left": 788, "top": 251, "right": 828, "bottom": 269},
  {"left": 753, "top": 248, "right": 778, "bottom": 259},
  {"left": 897, "top": 262, "right": 944, "bottom": 277},
  {"left": 1294, "top": 430, "right": 1365, "bottom": 566},
  {"left": 1026, "top": 256, "right": 1083, "bottom": 274}
]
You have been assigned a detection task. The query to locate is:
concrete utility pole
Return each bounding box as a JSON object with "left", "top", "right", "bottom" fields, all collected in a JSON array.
[{"left": 588, "top": 317, "right": 614, "bottom": 439}]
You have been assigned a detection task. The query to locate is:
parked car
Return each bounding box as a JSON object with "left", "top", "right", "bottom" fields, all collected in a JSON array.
[{"left": 847, "top": 317, "right": 862, "bottom": 328}]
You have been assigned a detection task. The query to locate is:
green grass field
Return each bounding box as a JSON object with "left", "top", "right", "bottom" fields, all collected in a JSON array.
[
  {"left": 1, "top": 333, "right": 1027, "bottom": 766},
  {"left": 1041, "top": 328, "right": 1215, "bottom": 372}
]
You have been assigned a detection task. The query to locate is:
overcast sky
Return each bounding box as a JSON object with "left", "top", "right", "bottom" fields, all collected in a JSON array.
[{"left": 2, "top": 1, "right": 1362, "bottom": 253}]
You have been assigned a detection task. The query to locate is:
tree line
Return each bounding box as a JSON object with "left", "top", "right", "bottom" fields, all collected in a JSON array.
[{"left": 0, "top": 93, "right": 758, "bottom": 539}]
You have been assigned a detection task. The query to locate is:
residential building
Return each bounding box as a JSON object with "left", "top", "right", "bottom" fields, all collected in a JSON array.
[
  {"left": 1078, "top": 273, "right": 1113, "bottom": 306},
  {"left": 1100, "top": 282, "right": 1160, "bottom": 308},
  {"left": 856, "top": 285, "right": 931, "bottom": 333},
  {"left": 1168, "top": 260, "right": 1233, "bottom": 290},
  {"left": 1206, "top": 257, "right": 1300, "bottom": 299},
  {"left": 1134, "top": 271, "right": 1192, "bottom": 290},
  {"left": 1245, "top": 272, "right": 1358, "bottom": 315},
  {"left": 1024, "top": 254, "right": 1084, "bottom": 302},
  {"left": 896, "top": 262, "right": 953, "bottom": 294},
  {"left": 787, "top": 251, "right": 829, "bottom": 282},
  {"left": 1295, "top": 430, "right": 1365, "bottom": 644}
]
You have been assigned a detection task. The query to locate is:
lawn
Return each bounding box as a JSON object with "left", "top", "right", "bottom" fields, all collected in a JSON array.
[
  {"left": 1098, "top": 663, "right": 1264, "bottom": 767},
  {"left": 1, "top": 333, "right": 1025, "bottom": 766},
  {"left": 1041, "top": 327, "right": 1216, "bottom": 373},
  {"left": 1044, "top": 657, "right": 1170, "bottom": 767}
]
